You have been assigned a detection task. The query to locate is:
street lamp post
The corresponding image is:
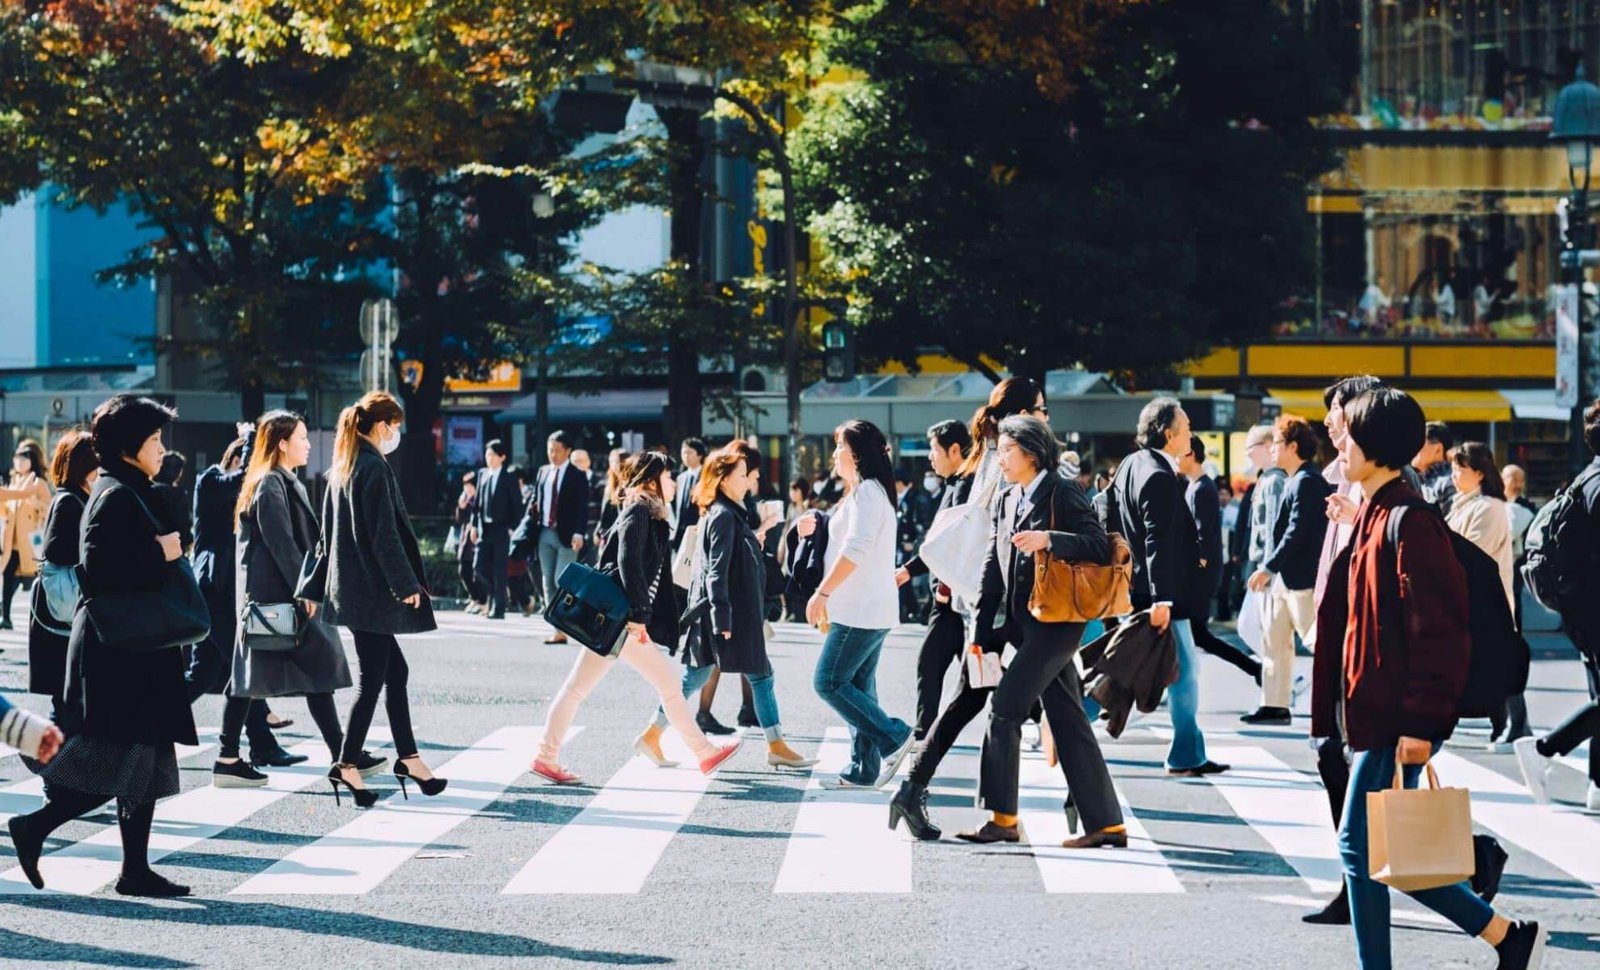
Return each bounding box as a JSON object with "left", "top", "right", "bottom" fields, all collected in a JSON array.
[{"left": 1551, "top": 66, "right": 1600, "bottom": 477}]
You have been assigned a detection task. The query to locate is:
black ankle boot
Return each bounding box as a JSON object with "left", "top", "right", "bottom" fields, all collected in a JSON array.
[
  {"left": 1302, "top": 885, "right": 1351, "bottom": 925},
  {"left": 888, "top": 779, "right": 942, "bottom": 841}
]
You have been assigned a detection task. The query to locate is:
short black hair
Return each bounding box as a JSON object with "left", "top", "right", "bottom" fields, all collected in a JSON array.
[
  {"left": 156, "top": 451, "right": 186, "bottom": 485},
  {"left": 1188, "top": 434, "right": 1206, "bottom": 464},
  {"left": 486, "top": 439, "right": 509, "bottom": 459},
  {"left": 547, "top": 430, "right": 571, "bottom": 448},
  {"left": 1344, "top": 388, "right": 1425, "bottom": 471},
  {"left": 927, "top": 419, "right": 972, "bottom": 455},
  {"left": 1586, "top": 399, "right": 1600, "bottom": 457},
  {"left": 1275, "top": 415, "right": 1320, "bottom": 462},
  {"left": 894, "top": 467, "right": 913, "bottom": 485},
  {"left": 681, "top": 437, "right": 708, "bottom": 458},
  {"left": 462, "top": 469, "right": 477, "bottom": 484},
  {"left": 1135, "top": 397, "right": 1184, "bottom": 451},
  {"left": 90, "top": 394, "right": 177, "bottom": 466},
  {"left": 1424, "top": 420, "right": 1454, "bottom": 451},
  {"left": 1323, "top": 374, "right": 1383, "bottom": 410}
]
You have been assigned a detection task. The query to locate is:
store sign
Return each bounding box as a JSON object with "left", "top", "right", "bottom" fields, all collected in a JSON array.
[
  {"left": 1556, "top": 284, "right": 1579, "bottom": 410},
  {"left": 397, "top": 360, "right": 522, "bottom": 393},
  {"left": 445, "top": 415, "right": 484, "bottom": 466}
]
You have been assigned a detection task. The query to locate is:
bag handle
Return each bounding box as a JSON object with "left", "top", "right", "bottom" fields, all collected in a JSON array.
[{"left": 1391, "top": 760, "right": 1441, "bottom": 791}]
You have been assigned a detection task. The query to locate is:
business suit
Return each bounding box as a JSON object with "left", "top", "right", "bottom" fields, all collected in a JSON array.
[
  {"left": 971, "top": 469, "right": 1121, "bottom": 828},
  {"left": 1260, "top": 463, "right": 1331, "bottom": 709},
  {"left": 517, "top": 461, "right": 591, "bottom": 612},
  {"left": 672, "top": 466, "right": 701, "bottom": 550},
  {"left": 1112, "top": 448, "right": 1210, "bottom": 771},
  {"left": 905, "top": 472, "right": 974, "bottom": 737},
  {"left": 473, "top": 465, "right": 521, "bottom": 618}
]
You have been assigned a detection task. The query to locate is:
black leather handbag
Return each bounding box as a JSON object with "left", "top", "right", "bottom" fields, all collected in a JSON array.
[
  {"left": 242, "top": 600, "right": 301, "bottom": 652},
  {"left": 543, "top": 560, "right": 629, "bottom": 658},
  {"left": 79, "top": 488, "right": 210, "bottom": 654}
]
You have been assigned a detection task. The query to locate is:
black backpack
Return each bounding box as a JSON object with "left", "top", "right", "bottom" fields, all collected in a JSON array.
[
  {"left": 1386, "top": 502, "right": 1530, "bottom": 718},
  {"left": 1519, "top": 466, "right": 1600, "bottom": 614}
]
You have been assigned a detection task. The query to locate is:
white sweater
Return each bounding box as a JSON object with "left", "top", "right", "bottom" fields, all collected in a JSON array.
[{"left": 822, "top": 480, "right": 899, "bottom": 630}]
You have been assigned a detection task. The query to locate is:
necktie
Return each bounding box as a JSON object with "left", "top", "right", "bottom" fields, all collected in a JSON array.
[{"left": 546, "top": 468, "right": 558, "bottom": 527}]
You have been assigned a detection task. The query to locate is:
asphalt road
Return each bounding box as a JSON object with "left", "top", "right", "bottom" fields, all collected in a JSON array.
[{"left": 0, "top": 606, "right": 1595, "bottom": 970}]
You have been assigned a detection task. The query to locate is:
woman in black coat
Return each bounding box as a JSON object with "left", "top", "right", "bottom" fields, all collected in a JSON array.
[
  {"left": 650, "top": 446, "right": 817, "bottom": 769},
  {"left": 25, "top": 431, "right": 98, "bottom": 738},
  {"left": 311, "top": 392, "right": 442, "bottom": 807},
  {"left": 529, "top": 452, "right": 739, "bottom": 785},
  {"left": 7, "top": 394, "right": 198, "bottom": 898},
  {"left": 229, "top": 412, "right": 354, "bottom": 784}
]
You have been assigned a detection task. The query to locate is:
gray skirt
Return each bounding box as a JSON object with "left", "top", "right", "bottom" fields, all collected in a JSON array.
[{"left": 40, "top": 735, "right": 180, "bottom": 803}]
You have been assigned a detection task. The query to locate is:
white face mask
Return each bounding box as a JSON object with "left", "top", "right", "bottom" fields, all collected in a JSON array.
[
  {"left": 922, "top": 474, "right": 941, "bottom": 493},
  {"left": 379, "top": 425, "right": 402, "bottom": 456}
]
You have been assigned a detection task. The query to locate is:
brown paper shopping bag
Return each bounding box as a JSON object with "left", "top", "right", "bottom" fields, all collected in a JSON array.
[{"left": 1367, "top": 761, "right": 1475, "bottom": 892}]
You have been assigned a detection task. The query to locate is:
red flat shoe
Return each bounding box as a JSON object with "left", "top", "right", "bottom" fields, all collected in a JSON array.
[
  {"left": 531, "top": 760, "right": 582, "bottom": 785},
  {"left": 699, "top": 740, "right": 743, "bottom": 776}
]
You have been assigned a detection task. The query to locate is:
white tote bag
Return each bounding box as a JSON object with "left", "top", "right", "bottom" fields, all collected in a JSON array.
[
  {"left": 671, "top": 523, "right": 699, "bottom": 589},
  {"left": 917, "top": 481, "right": 996, "bottom": 605},
  {"left": 1236, "top": 588, "right": 1266, "bottom": 653}
]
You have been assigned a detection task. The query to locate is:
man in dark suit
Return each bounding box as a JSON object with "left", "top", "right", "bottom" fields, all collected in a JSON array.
[
  {"left": 473, "top": 439, "right": 520, "bottom": 620},
  {"left": 1181, "top": 435, "right": 1263, "bottom": 685},
  {"left": 1111, "top": 397, "right": 1227, "bottom": 777},
  {"left": 1246, "top": 414, "right": 1331, "bottom": 725},
  {"left": 673, "top": 437, "right": 708, "bottom": 550},
  {"left": 515, "top": 430, "right": 590, "bottom": 644}
]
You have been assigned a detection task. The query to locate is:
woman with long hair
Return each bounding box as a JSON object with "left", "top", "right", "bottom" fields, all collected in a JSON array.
[
  {"left": 960, "top": 377, "right": 1049, "bottom": 507},
  {"left": 312, "top": 392, "right": 445, "bottom": 807},
  {"left": 25, "top": 431, "right": 99, "bottom": 741},
  {"left": 530, "top": 451, "right": 741, "bottom": 784},
  {"left": 0, "top": 438, "right": 52, "bottom": 630},
  {"left": 646, "top": 446, "right": 817, "bottom": 769},
  {"left": 229, "top": 411, "right": 355, "bottom": 785},
  {"left": 9, "top": 395, "right": 196, "bottom": 896},
  {"left": 804, "top": 420, "right": 914, "bottom": 789},
  {"left": 597, "top": 447, "right": 631, "bottom": 540}
]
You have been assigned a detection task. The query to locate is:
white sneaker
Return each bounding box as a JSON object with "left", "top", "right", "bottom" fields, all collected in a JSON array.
[{"left": 1514, "top": 737, "right": 1552, "bottom": 804}]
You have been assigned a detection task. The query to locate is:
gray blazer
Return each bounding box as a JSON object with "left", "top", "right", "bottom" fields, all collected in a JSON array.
[{"left": 318, "top": 441, "right": 438, "bottom": 635}]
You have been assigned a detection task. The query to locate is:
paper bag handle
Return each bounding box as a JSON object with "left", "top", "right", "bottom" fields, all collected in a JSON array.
[{"left": 1391, "top": 760, "right": 1441, "bottom": 791}]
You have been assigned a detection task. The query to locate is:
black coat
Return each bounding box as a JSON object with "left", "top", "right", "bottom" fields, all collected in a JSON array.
[
  {"left": 63, "top": 462, "right": 199, "bottom": 747},
  {"left": 1111, "top": 448, "right": 1205, "bottom": 619},
  {"left": 683, "top": 496, "right": 769, "bottom": 674},
  {"left": 319, "top": 441, "right": 437, "bottom": 635},
  {"left": 974, "top": 470, "right": 1110, "bottom": 646},
  {"left": 192, "top": 463, "right": 243, "bottom": 595},
  {"left": 27, "top": 487, "right": 87, "bottom": 697},
  {"left": 514, "top": 461, "right": 590, "bottom": 549},
  {"left": 672, "top": 467, "right": 701, "bottom": 549},
  {"left": 472, "top": 466, "right": 521, "bottom": 538},
  {"left": 153, "top": 481, "right": 193, "bottom": 551},
  {"left": 607, "top": 497, "right": 678, "bottom": 648},
  {"left": 233, "top": 469, "right": 353, "bottom": 697},
  {"left": 1263, "top": 464, "right": 1332, "bottom": 591},
  {"left": 1186, "top": 475, "right": 1224, "bottom": 599}
]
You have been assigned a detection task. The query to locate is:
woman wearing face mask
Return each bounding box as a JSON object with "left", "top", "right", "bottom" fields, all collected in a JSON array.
[
  {"left": 0, "top": 439, "right": 53, "bottom": 631},
  {"left": 311, "top": 392, "right": 445, "bottom": 807},
  {"left": 652, "top": 446, "right": 818, "bottom": 770},
  {"left": 8, "top": 395, "right": 197, "bottom": 897},
  {"left": 228, "top": 411, "right": 354, "bottom": 787},
  {"left": 804, "top": 420, "right": 915, "bottom": 790},
  {"left": 530, "top": 451, "right": 742, "bottom": 784}
]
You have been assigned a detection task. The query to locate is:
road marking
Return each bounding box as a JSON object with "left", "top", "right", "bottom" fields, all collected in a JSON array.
[
  {"left": 233, "top": 725, "right": 554, "bottom": 895},
  {"left": 1431, "top": 751, "right": 1600, "bottom": 891},
  {"left": 1201, "top": 745, "right": 1343, "bottom": 894},
  {"left": 0, "top": 736, "right": 219, "bottom": 828},
  {"left": 774, "top": 726, "right": 912, "bottom": 894},
  {"left": 1018, "top": 752, "right": 1185, "bottom": 894},
  {"left": 502, "top": 732, "right": 716, "bottom": 894},
  {"left": 0, "top": 734, "right": 334, "bottom": 895}
]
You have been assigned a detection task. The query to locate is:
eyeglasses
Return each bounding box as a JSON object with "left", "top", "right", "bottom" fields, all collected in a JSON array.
[{"left": 1030, "top": 405, "right": 1050, "bottom": 416}]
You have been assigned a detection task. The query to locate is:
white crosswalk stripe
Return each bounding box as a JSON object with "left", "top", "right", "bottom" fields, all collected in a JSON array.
[
  {"left": 1201, "top": 745, "right": 1343, "bottom": 894},
  {"left": 502, "top": 731, "right": 714, "bottom": 895},
  {"left": 0, "top": 735, "right": 219, "bottom": 829},
  {"left": 774, "top": 726, "right": 913, "bottom": 893},
  {"left": 232, "top": 725, "right": 554, "bottom": 895}
]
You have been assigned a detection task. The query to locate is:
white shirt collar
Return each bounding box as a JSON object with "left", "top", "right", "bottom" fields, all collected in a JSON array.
[
  {"left": 1155, "top": 449, "right": 1180, "bottom": 473},
  {"left": 1020, "top": 469, "right": 1048, "bottom": 506}
]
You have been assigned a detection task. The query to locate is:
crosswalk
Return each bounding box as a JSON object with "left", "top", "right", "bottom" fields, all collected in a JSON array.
[{"left": 0, "top": 722, "right": 1594, "bottom": 900}]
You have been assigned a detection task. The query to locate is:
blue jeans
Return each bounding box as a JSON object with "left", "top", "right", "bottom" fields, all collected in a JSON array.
[
  {"left": 1339, "top": 743, "right": 1494, "bottom": 969},
  {"left": 653, "top": 664, "right": 785, "bottom": 742},
  {"left": 813, "top": 623, "right": 911, "bottom": 784}
]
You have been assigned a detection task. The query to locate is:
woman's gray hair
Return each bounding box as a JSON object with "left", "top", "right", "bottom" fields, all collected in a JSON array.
[{"left": 997, "top": 415, "right": 1059, "bottom": 473}]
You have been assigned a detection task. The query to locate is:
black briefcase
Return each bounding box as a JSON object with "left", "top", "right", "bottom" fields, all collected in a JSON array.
[{"left": 543, "top": 561, "right": 628, "bottom": 658}]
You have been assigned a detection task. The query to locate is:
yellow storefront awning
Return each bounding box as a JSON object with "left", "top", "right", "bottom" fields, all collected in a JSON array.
[{"left": 1269, "top": 388, "right": 1511, "bottom": 423}]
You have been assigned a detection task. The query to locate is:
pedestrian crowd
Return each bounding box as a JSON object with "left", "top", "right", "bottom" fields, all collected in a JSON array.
[{"left": 5, "top": 375, "right": 1598, "bottom": 970}]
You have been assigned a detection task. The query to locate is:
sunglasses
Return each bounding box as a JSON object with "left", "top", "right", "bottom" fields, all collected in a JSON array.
[{"left": 1030, "top": 404, "right": 1050, "bottom": 416}]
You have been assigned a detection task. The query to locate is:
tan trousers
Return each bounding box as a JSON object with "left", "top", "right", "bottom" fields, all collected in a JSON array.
[
  {"left": 1261, "top": 577, "right": 1316, "bottom": 710},
  {"left": 537, "top": 637, "right": 716, "bottom": 764}
]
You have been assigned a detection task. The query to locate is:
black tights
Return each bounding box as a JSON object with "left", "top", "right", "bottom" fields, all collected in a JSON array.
[
  {"left": 303, "top": 693, "right": 344, "bottom": 762},
  {"left": 1, "top": 551, "right": 19, "bottom": 624},
  {"left": 23, "top": 786, "right": 156, "bottom": 878},
  {"left": 342, "top": 631, "right": 416, "bottom": 764}
]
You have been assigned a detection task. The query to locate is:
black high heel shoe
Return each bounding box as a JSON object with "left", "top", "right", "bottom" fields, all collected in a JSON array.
[
  {"left": 327, "top": 764, "right": 379, "bottom": 808},
  {"left": 394, "top": 758, "right": 448, "bottom": 799}
]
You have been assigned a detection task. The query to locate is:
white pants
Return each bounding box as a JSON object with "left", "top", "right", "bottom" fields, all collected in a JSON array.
[
  {"left": 537, "top": 637, "right": 715, "bottom": 764},
  {"left": 1261, "top": 577, "right": 1316, "bottom": 709}
]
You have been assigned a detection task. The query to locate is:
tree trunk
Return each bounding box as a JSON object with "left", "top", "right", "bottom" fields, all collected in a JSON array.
[
  {"left": 241, "top": 377, "right": 265, "bottom": 423},
  {"left": 659, "top": 107, "right": 708, "bottom": 444}
]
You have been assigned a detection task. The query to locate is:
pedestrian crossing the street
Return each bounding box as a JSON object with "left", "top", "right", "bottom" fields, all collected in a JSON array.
[{"left": 0, "top": 723, "right": 1595, "bottom": 901}]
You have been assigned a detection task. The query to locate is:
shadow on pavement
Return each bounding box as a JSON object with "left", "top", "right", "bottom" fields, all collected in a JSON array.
[{"left": 0, "top": 927, "right": 195, "bottom": 967}]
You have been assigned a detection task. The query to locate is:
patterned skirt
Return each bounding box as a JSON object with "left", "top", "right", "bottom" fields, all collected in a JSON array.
[{"left": 39, "top": 735, "right": 180, "bottom": 804}]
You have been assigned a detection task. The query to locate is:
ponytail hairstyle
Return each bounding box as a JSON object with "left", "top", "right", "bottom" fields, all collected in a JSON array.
[
  {"left": 329, "top": 391, "right": 405, "bottom": 488},
  {"left": 235, "top": 410, "right": 305, "bottom": 528},
  {"left": 834, "top": 419, "right": 897, "bottom": 506},
  {"left": 693, "top": 447, "right": 747, "bottom": 512},
  {"left": 959, "top": 376, "right": 1044, "bottom": 478},
  {"left": 621, "top": 450, "right": 671, "bottom": 505}
]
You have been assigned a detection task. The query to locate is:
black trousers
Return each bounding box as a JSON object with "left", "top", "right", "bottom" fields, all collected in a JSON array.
[
  {"left": 1189, "top": 617, "right": 1263, "bottom": 682},
  {"left": 1537, "top": 638, "right": 1600, "bottom": 785},
  {"left": 914, "top": 603, "right": 966, "bottom": 739},
  {"left": 1, "top": 550, "right": 20, "bottom": 623},
  {"left": 458, "top": 539, "right": 485, "bottom": 603},
  {"left": 342, "top": 630, "right": 416, "bottom": 764},
  {"left": 187, "top": 635, "right": 275, "bottom": 757},
  {"left": 977, "top": 617, "right": 1121, "bottom": 831},
  {"left": 1315, "top": 733, "right": 1350, "bottom": 828},
  {"left": 910, "top": 674, "right": 991, "bottom": 787},
  {"left": 474, "top": 530, "right": 510, "bottom": 615}
]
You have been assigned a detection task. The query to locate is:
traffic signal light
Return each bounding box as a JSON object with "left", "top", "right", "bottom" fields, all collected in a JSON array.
[{"left": 822, "top": 321, "right": 855, "bottom": 382}]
